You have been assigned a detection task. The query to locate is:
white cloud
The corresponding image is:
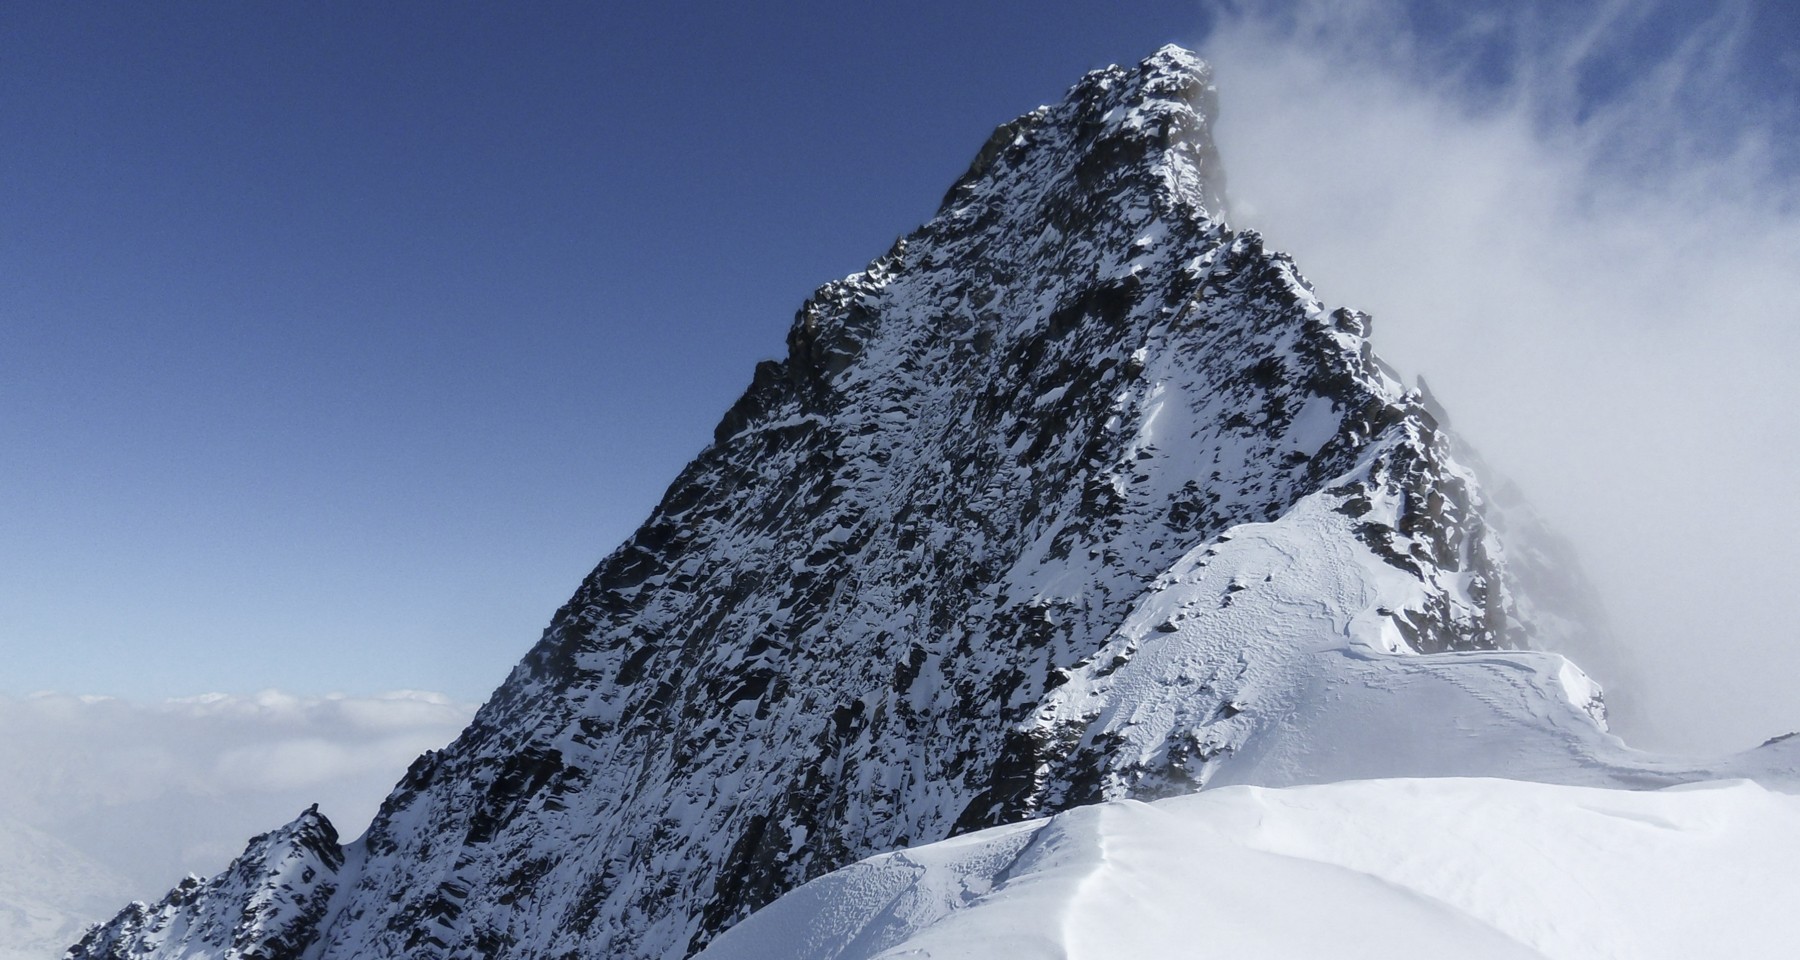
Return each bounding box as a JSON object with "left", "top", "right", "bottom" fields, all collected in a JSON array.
[
  {"left": 0, "top": 690, "right": 475, "bottom": 912},
  {"left": 1199, "top": 0, "right": 1800, "bottom": 751},
  {"left": 0, "top": 814, "right": 136, "bottom": 960}
]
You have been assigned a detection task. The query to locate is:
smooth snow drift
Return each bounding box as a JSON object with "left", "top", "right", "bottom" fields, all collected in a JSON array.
[{"left": 703, "top": 776, "right": 1800, "bottom": 960}]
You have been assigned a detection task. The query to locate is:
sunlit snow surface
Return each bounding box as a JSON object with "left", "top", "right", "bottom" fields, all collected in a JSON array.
[{"left": 703, "top": 776, "right": 1800, "bottom": 960}]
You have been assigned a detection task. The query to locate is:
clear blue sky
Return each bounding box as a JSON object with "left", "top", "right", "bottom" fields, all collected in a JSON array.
[{"left": 3, "top": 1, "right": 1793, "bottom": 702}]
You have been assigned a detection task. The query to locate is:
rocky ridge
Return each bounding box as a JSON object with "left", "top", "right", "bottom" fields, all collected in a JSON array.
[{"left": 69, "top": 809, "right": 341, "bottom": 960}]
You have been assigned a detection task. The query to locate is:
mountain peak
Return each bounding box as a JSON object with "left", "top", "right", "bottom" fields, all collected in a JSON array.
[
  {"left": 1143, "top": 41, "right": 1207, "bottom": 70},
  {"left": 938, "top": 44, "right": 1227, "bottom": 224}
]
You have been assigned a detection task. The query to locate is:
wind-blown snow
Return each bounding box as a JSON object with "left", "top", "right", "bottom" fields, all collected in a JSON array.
[{"left": 703, "top": 776, "right": 1800, "bottom": 960}]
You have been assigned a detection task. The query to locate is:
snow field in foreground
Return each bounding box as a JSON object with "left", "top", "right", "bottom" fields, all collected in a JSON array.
[{"left": 702, "top": 776, "right": 1800, "bottom": 960}]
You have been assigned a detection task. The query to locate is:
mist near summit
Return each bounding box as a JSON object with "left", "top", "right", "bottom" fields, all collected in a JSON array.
[{"left": 1195, "top": 0, "right": 1800, "bottom": 752}]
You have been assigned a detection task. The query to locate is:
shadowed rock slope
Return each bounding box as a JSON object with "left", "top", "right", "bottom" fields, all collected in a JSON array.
[{"left": 70, "top": 46, "right": 1629, "bottom": 960}]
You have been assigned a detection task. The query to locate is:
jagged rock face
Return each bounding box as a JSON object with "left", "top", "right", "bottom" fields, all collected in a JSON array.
[
  {"left": 68, "top": 808, "right": 341, "bottom": 960},
  {"left": 71, "top": 46, "right": 1597, "bottom": 960}
]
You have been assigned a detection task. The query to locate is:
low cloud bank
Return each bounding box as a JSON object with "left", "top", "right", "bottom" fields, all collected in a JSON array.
[
  {"left": 0, "top": 690, "right": 475, "bottom": 904},
  {"left": 1200, "top": 0, "right": 1800, "bottom": 752}
]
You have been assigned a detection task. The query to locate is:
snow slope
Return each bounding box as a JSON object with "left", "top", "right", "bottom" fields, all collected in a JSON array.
[
  {"left": 702, "top": 776, "right": 1800, "bottom": 960},
  {"left": 1020, "top": 486, "right": 1800, "bottom": 799}
]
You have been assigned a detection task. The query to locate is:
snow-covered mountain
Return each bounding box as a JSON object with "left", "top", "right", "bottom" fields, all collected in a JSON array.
[{"left": 67, "top": 45, "right": 1799, "bottom": 960}]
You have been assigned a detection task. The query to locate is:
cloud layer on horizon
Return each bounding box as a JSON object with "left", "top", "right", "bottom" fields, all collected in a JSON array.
[
  {"left": 0, "top": 689, "right": 475, "bottom": 904},
  {"left": 1199, "top": 0, "right": 1800, "bottom": 751}
]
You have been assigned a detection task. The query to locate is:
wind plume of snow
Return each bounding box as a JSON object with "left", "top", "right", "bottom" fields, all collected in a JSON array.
[{"left": 1198, "top": 0, "right": 1800, "bottom": 752}]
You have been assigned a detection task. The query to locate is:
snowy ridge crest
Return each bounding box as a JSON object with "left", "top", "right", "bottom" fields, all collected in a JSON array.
[
  {"left": 701, "top": 778, "right": 1800, "bottom": 960},
  {"left": 67, "top": 45, "right": 1725, "bottom": 960}
]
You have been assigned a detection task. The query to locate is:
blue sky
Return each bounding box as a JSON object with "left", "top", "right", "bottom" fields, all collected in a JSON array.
[
  {"left": 4, "top": 1, "right": 1797, "bottom": 743},
  {"left": 1, "top": 1, "right": 1231, "bottom": 699}
]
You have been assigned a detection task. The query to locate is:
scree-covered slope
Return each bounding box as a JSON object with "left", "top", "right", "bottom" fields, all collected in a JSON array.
[{"left": 72, "top": 45, "right": 1742, "bottom": 960}]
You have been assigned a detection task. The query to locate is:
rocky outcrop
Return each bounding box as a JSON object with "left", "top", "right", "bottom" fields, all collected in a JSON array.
[{"left": 69, "top": 808, "right": 342, "bottom": 960}]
